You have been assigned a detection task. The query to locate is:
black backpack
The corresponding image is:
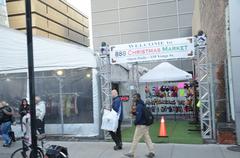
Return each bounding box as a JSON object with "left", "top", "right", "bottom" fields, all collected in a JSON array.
[{"left": 143, "top": 106, "right": 154, "bottom": 126}]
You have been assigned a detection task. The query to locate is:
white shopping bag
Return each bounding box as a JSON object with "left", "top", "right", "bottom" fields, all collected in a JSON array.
[{"left": 101, "top": 109, "right": 119, "bottom": 132}]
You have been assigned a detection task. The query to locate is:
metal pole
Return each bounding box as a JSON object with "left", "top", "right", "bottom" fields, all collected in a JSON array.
[
  {"left": 59, "top": 78, "right": 64, "bottom": 135},
  {"left": 175, "top": 0, "right": 180, "bottom": 38},
  {"left": 209, "top": 63, "right": 216, "bottom": 140},
  {"left": 136, "top": 62, "right": 139, "bottom": 92},
  {"left": 25, "top": 0, "right": 37, "bottom": 157}
]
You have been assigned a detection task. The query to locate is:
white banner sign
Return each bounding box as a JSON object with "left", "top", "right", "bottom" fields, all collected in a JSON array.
[{"left": 109, "top": 37, "right": 194, "bottom": 64}]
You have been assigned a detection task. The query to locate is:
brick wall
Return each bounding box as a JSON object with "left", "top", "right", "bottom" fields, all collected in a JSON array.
[
  {"left": 196, "top": 0, "right": 236, "bottom": 144},
  {"left": 199, "top": 0, "right": 228, "bottom": 63}
]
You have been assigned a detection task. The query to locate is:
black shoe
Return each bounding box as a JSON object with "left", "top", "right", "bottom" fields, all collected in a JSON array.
[
  {"left": 113, "top": 145, "right": 122, "bottom": 150},
  {"left": 3, "top": 143, "right": 11, "bottom": 147},
  {"left": 113, "top": 146, "right": 118, "bottom": 150},
  {"left": 146, "top": 152, "right": 155, "bottom": 158}
]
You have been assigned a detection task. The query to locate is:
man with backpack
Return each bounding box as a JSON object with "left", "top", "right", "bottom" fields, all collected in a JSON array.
[{"left": 124, "top": 93, "right": 155, "bottom": 158}]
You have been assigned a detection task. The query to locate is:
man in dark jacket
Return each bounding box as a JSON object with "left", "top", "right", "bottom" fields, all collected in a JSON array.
[
  {"left": 109, "top": 89, "right": 123, "bottom": 150},
  {"left": 124, "top": 93, "right": 155, "bottom": 158}
]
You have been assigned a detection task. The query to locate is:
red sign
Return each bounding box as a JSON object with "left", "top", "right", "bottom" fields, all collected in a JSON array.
[{"left": 119, "top": 96, "right": 129, "bottom": 102}]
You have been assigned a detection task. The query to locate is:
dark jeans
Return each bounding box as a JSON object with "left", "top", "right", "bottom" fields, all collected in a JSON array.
[
  {"left": 36, "top": 118, "right": 45, "bottom": 134},
  {"left": 109, "top": 120, "right": 122, "bottom": 147},
  {"left": 0, "top": 121, "right": 12, "bottom": 145}
]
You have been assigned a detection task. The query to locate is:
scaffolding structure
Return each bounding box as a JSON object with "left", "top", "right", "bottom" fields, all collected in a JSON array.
[
  {"left": 98, "top": 36, "right": 215, "bottom": 140},
  {"left": 98, "top": 52, "right": 112, "bottom": 110},
  {"left": 98, "top": 44, "right": 112, "bottom": 139},
  {"left": 195, "top": 32, "right": 214, "bottom": 139}
]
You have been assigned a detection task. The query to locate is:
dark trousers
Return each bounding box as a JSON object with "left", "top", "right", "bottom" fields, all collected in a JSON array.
[
  {"left": 109, "top": 120, "right": 122, "bottom": 147},
  {"left": 36, "top": 118, "right": 45, "bottom": 134}
]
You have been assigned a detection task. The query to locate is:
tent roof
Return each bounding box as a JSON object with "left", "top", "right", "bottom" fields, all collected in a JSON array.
[
  {"left": 0, "top": 26, "right": 96, "bottom": 74},
  {"left": 139, "top": 62, "right": 192, "bottom": 82}
]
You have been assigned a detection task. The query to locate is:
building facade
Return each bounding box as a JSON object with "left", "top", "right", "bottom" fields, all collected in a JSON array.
[
  {"left": 6, "top": 0, "right": 89, "bottom": 46},
  {"left": 0, "top": 0, "right": 8, "bottom": 26},
  {"left": 91, "top": 0, "right": 194, "bottom": 71},
  {"left": 193, "top": 0, "right": 240, "bottom": 144},
  {"left": 228, "top": 0, "right": 240, "bottom": 145},
  {"left": 92, "top": 0, "right": 195, "bottom": 130}
]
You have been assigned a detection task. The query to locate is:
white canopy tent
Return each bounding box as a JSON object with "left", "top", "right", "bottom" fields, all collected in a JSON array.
[
  {"left": 0, "top": 26, "right": 96, "bottom": 73},
  {"left": 0, "top": 26, "right": 100, "bottom": 137},
  {"left": 139, "top": 62, "right": 192, "bottom": 82}
]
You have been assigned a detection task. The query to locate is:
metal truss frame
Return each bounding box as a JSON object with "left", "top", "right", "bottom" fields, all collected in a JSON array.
[
  {"left": 98, "top": 35, "right": 215, "bottom": 140},
  {"left": 196, "top": 33, "right": 213, "bottom": 139},
  {"left": 98, "top": 54, "right": 112, "bottom": 110},
  {"left": 98, "top": 44, "right": 112, "bottom": 140}
]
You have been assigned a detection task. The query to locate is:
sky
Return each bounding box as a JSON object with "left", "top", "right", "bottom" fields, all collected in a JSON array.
[{"left": 66, "top": 0, "right": 91, "bottom": 16}]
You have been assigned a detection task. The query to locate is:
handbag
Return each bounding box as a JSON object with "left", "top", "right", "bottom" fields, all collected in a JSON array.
[{"left": 101, "top": 109, "right": 119, "bottom": 132}]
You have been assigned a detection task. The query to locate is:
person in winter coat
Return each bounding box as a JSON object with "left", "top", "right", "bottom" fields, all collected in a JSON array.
[
  {"left": 0, "top": 101, "right": 14, "bottom": 147},
  {"left": 124, "top": 93, "right": 155, "bottom": 158},
  {"left": 35, "top": 96, "right": 46, "bottom": 134},
  {"left": 19, "top": 98, "right": 30, "bottom": 130},
  {"left": 109, "top": 89, "right": 123, "bottom": 150}
]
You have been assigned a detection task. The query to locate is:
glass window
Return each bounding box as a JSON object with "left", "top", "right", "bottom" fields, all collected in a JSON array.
[
  {"left": 0, "top": 68, "right": 94, "bottom": 124},
  {"left": 34, "top": 68, "right": 94, "bottom": 124}
]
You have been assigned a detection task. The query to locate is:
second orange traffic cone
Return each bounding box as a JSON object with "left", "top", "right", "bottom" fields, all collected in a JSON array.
[{"left": 158, "top": 116, "right": 168, "bottom": 137}]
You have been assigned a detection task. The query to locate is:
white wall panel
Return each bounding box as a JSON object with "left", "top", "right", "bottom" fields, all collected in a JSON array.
[
  {"left": 180, "top": 27, "right": 192, "bottom": 37},
  {"left": 119, "top": 0, "right": 147, "bottom": 8},
  {"left": 92, "top": 10, "right": 118, "bottom": 25},
  {"left": 148, "top": 1, "right": 177, "bottom": 17},
  {"left": 121, "top": 32, "right": 148, "bottom": 43},
  {"left": 150, "top": 29, "right": 178, "bottom": 40},
  {"left": 93, "top": 35, "right": 121, "bottom": 47},
  {"left": 120, "top": 6, "right": 147, "bottom": 21},
  {"left": 149, "top": 16, "right": 177, "bottom": 31},
  {"left": 149, "top": 0, "right": 175, "bottom": 4},
  {"left": 91, "top": 0, "right": 118, "bottom": 12},
  {"left": 179, "top": 14, "right": 192, "bottom": 27},
  {"left": 120, "top": 19, "right": 148, "bottom": 33},
  {"left": 92, "top": 23, "right": 119, "bottom": 37},
  {"left": 179, "top": 0, "right": 194, "bottom": 13}
]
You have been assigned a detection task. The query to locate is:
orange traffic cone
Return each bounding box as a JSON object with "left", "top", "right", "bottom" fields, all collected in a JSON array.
[{"left": 158, "top": 116, "right": 168, "bottom": 137}]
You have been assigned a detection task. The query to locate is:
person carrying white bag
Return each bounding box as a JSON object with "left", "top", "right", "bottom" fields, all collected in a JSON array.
[
  {"left": 101, "top": 89, "right": 123, "bottom": 151},
  {"left": 101, "top": 108, "right": 119, "bottom": 132}
]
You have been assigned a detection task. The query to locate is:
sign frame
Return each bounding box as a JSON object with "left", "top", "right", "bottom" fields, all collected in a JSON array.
[{"left": 109, "top": 37, "right": 195, "bottom": 64}]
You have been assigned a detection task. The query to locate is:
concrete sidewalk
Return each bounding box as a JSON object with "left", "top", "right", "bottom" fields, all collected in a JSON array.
[{"left": 1, "top": 141, "right": 240, "bottom": 158}]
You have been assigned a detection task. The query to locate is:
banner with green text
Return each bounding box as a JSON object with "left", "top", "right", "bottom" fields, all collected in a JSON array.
[{"left": 109, "top": 37, "right": 194, "bottom": 64}]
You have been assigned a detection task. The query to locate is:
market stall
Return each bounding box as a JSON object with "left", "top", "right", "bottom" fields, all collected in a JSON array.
[{"left": 139, "top": 62, "right": 194, "bottom": 118}]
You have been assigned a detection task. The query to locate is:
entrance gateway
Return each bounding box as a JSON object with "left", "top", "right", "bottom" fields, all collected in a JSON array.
[{"left": 99, "top": 34, "right": 213, "bottom": 141}]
